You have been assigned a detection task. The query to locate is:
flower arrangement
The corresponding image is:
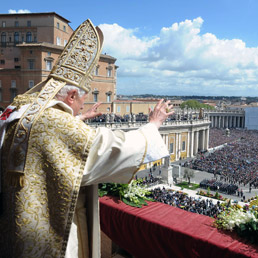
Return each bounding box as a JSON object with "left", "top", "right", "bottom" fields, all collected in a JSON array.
[
  {"left": 197, "top": 189, "right": 227, "bottom": 201},
  {"left": 98, "top": 180, "right": 154, "bottom": 208},
  {"left": 215, "top": 203, "right": 258, "bottom": 244}
]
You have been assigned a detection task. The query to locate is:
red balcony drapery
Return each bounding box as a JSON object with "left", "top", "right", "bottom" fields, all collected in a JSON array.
[{"left": 100, "top": 196, "right": 258, "bottom": 258}]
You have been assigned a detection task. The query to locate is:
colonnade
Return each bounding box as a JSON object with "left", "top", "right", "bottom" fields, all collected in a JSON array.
[
  {"left": 160, "top": 122, "right": 210, "bottom": 162},
  {"left": 209, "top": 112, "right": 245, "bottom": 129}
]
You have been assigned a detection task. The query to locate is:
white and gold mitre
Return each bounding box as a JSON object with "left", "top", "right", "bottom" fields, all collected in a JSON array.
[{"left": 49, "top": 19, "right": 103, "bottom": 93}]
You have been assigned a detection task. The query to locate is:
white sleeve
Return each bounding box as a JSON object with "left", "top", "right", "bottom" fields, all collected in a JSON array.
[
  {"left": 140, "top": 123, "right": 169, "bottom": 163},
  {"left": 81, "top": 123, "right": 169, "bottom": 186}
]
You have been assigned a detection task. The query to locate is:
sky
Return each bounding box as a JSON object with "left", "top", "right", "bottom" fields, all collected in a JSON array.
[{"left": 2, "top": 0, "right": 258, "bottom": 97}]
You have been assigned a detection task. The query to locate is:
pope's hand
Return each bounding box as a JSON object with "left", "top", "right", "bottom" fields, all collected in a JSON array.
[
  {"left": 149, "top": 99, "right": 174, "bottom": 128},
  {"left": 79, "top": 102, "right": 102, "bottom": 121}
]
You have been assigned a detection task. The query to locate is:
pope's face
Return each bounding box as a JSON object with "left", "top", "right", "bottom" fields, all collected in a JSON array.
[{"left": 70, "top": 93, "right": 87, "bottom": 116}]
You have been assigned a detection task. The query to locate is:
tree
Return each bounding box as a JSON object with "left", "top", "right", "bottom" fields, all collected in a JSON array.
[
  {"left": 180, "top": 100, "right": 215, "bottom": 110},
  {"left": 183, "top": 168, "right": 195, "bottom": 184}
]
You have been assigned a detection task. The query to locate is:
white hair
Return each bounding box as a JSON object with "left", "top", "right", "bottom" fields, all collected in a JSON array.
[{"left": 55, "top": 85, "right": 86, "bottom": 100}]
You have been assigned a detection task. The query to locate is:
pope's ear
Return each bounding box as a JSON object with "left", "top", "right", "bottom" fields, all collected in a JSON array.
[{"left": 65, "top": 89, "right": 77, "bottom": 104}]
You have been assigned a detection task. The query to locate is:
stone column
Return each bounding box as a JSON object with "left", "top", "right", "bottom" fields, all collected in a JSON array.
[
  {"left": 205, "top": 128, "right": 209, "bottom": 150},
  {"left": 194, "top": 131, "right": 199, "bottom": 155},
  {"left": 225, "top": 116, "right": 228, "bottom": 128},
  {"left": 190, "top": 130, "right": 194, "bottom": 157},
  {"left": 178, "top": 133, "right": 181, "bottom": 159},
  {"left": 229, "top": 116, "right": 232, "bottom": 128},
  {"left": 237, "top": 116, "right": 240, "bottom": 128},
  {"left": 187, "top": 131, "right": 190, "bottom": 157},
  {"left": 218, "top": 116, "right": 221, "bottom": 128},
  {"left": 198, "top": 130, "right": 203, "bottom": 151},
  {"left": 175, "top": 133, "right": 178, "bottom": 160}
]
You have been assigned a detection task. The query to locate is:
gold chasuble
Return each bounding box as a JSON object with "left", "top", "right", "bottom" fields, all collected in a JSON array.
[
  {"left": 0, "top": 105, "right": 95, "bottom": 257},
  {"left": 0, "top": 18, "right": 103, "bottom": 258}
]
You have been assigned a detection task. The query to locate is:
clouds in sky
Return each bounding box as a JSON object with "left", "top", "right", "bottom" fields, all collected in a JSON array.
[
  {"left": 99, "top": 17, "right": 258, "bottom": 96},
  {"left": 8, "top": 9, "right": 31, "bottom": 14}
]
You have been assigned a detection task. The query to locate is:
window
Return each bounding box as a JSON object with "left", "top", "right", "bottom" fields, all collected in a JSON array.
[
  {"left": 107, "top": 68, "right": 112, "bottom": 77},
  {"left": 34, "top": 36, "right": 37, "bottom": 42},
  {"left": 107, "top": 107, "right": 110, "bottom": 112},
  {"left": 63, "top": 25, "right": 66, "bottom": 32},
  {"left": 182, "top": 141, "right": 186, "bottom": 151},
  {"left": 2, "top": 21, "right": 6, "bottom": 27},
  {"left": 46, "top": 60, "right": 52, "bottom": 71},
  {"left": 27, "top": 20, "right": 31, "bottom": 27},
  {"left": 11, "top": 80, "right": 16, "bottom": 88},
  {"left": 1, "top": 32, "right": 6, "bottom": 47},
  {"left": 170, "top": 143, "right": 174, "bottom": 154},
  {"left": 26, "top": 32, "right": 32, "bottom": 42},
  {"left": 48, "top": 52, "right": 51, "bottom": 56},
  {"left": 126, "top": 106, "right": 130, "bottom": 113},
  {"left": 56, "top": 37, "right": 61, "bottom": 45},
  {"left": 95, "top": 66, "right": 99, "bottom": 76},
  {"left": 14, "top": 58, "right": 19, "bottom": 62},
  {"left": 57, "top": 22, "right": 60, "bottom": 29},
  {"left": 28, "top": 59, "right": 35, "bottom": 70},
  {"left": 0, "top": 60, "right": 5, "bottom": 64},
  {"left": 10, "top": 88, "right": 17, "bottom": 101},
  {"left": 14, "top": 32, "right": 19, "bottom": 44},
  {"left": 117, "top": 106, "right": 121, "bottom": 113},
  {"left": 29, "top": 80, "right": 34, "bottom": 89},
  {"left": 64, "top": 39, "right": 67, "bottom": 46},
  {"left": 106, "top": 94, "right": 111, "bottom": 103},
  {"left": 15, "top": 21, "right": 19, "bottom": 27},
  {"left": 93, "top": 93, "right": 98, "bottom": 102}
]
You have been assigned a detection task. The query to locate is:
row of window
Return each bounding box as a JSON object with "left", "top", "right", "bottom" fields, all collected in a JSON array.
[
  {"left": 0, "top": 80, "right": 34, "bottom": 89},
  {"left": 169, "top": 141, "right": 186, "bottom": 154},
  {"left": 56, "top": 37, "right": 67, "bottom": 46},
  {"left": 56, "top": 22, "right": 66, "bottom": 32},
  {"left": 0, "top": 58, "right": 19, "bottom": 64},
  {"left": 93, "top": 92, "right": 112, "bottom": 102},
  {"left": 1, "top": 21, "right": 67, "bottom": 31},
  {"left": 1, "top": 31, "right": 36, "bottom": 45},
  {"left": 95, "top": 66, "right": 113, "bottom": 77},
  {"left": 0, "top": 59, "right": 52, "bottom": 70},
  {"left": 2, "top": 20, "right": 32, "bottom": 28}
]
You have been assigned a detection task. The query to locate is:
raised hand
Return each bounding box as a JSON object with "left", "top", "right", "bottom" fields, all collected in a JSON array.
[
  {"left": 79, "top": 102, "right": 102, "bottom": 121},
  {"left": 149, "top": 99, "right": 174, "bottom": 128}
]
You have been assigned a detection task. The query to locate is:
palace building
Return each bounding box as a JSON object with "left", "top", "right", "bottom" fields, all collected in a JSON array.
[{"left": 0, "top": 12, "right": 118, "bottom": 112}]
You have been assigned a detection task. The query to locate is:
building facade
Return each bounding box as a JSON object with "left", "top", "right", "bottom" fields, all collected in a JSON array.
[{"left": 0, "top": 12, "right": 118, "bottom": 111}]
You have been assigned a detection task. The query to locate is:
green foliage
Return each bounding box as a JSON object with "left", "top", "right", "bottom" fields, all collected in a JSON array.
[
  {"left": 183, "top": 168, "right": 195, "bottom": 184},
  {"left": 215, "top": 191, "right": 219, "bottom": 199},
  {"left": 176, "top": 181, "right": 199, "bottom": 190},
  {"left": 180, "top": 100, "right": 215, "bottom": 110},
  {"left": 207, "top": 187, "right": 210, "bottom": 195}
]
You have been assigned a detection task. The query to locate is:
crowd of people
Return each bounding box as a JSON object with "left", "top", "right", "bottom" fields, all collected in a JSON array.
[
  {"left": 149, "top": 187, "right": 223, "bottom": 218},
  {"left": 199, "top": 179, "right": 238, "bottom": 195},
  {"left": 183, "top": 129, "right": 258, "bottom": 195},
  {"left": 208, "top": 128, "right": 248, "bottom": 148}
]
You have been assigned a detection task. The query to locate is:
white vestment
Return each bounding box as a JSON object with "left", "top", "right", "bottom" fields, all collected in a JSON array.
[{"left": 66, "top": 123, "right": 169, "bottom": 258}]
